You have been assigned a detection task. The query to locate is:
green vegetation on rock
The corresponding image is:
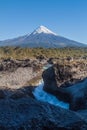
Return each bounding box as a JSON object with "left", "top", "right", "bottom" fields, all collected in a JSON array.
[{"left": 0, "top": 46, "right": 87, "bottom": 59}]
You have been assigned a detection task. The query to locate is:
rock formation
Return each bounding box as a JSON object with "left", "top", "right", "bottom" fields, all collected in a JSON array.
[
  {"left": 43, "top": 61, "right": 87, "bottom": 110},
  {"left": 0, "top": 59, "right": 86, "bottom": 129},
  {"left": 0, "top": 94, "right": 87, "bottom": 129}
]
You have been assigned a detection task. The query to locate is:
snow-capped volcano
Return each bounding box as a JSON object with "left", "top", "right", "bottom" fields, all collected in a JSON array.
[
  {"left": 0, "top": 25, "right": 86, "bottom": 48},
  {"left": 32, "top": 25, "right": 57, "bottom": 35}
]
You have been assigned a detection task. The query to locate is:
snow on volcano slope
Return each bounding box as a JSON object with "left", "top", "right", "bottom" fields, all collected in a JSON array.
[
  {"left": 32, "top": 25, "right": 57, "bottom": 35},
  {"left": 0, "top": 25, "right": 86, "bottom": 47}
]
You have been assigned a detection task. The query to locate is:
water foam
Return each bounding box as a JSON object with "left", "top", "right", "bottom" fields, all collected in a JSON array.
[{"left": 33, "top": 80, "right": 69, "bottom": 109}]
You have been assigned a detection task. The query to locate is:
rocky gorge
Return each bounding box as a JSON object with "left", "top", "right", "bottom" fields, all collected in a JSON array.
[
  {"left": 42, "top": 60, "right": 87, "bottom": 110},
  {"left": 0, "top": 58, "right": 87, "bottom": 129}
]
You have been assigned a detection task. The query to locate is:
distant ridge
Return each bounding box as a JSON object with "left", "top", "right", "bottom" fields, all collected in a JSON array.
[{"left": 0, "top": 25, "right": 86, "bottom": 48}]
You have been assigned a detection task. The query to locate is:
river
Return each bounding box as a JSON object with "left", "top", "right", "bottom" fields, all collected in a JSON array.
[{"left": 33, "top": 64, "right": 69, "bottom": 109}]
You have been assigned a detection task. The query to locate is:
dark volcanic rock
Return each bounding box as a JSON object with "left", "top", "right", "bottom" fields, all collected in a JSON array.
[
  {"left": 0, "top": 97, "right": 86, "bottom": 129},
  {"left": 10, "top": 86, "right": 35, "bottom": 99},
  {"left": 0, "top": 90, "right": 6, "bottom": 99},
  {"left": 0, "top": 58, "right": 42, "bottom": 72},
  {"left": 42, "top": 67, "right": 58, "bottom": 94},
  {"left": 67, "top": 79, "right": 87, "bottom": 110},
  {"left": 42, "top": 62, "right": 87, "bottom": 111},
  {"left": 45, "top": 78, "right": 87, "bottom": 111},
  {"left": 36, "top": 55, "right": 46, "bottom": 61},
  {"left": 77, "top": 110, "right": 87, "bottom": 122},
  {"left": 10, "top": 91, "right": 28, "bottom": 100},
  {"left": 22, "top": 86, "right": 35, "bottom": 98},
  {"left": 0, "top": 59, "right": 18, "bottom": 71}
]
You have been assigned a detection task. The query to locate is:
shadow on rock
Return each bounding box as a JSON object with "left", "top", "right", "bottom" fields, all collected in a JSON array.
[
  {"left": 0, "top": 86, "right": 86, "bottom": 129},
  {"left": 42, "top": 64, "right": 87, "bottom": 111}
]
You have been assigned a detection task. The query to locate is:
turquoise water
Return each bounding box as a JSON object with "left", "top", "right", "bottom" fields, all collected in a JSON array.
[
  {"left": 33, "top": 80, "right": 69, "bottom": 109},
  {"left": 33, "top": 64, "right": 69, "bottom": 109}
]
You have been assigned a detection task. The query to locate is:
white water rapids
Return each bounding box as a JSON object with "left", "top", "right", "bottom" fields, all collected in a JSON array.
[
  {"left": 33, "top": 64, "right": 69, "bottom": 109},
  {"left": 33, "top": 64, "right": 87, "bottom": 110},
  {"left": 33, "top": 79, "right": 69, "bottom": 109}
]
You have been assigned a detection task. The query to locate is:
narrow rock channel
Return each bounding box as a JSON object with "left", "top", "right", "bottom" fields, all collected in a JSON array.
[{"left": 33, "top": 64, "right": 69, "bottom": 109}]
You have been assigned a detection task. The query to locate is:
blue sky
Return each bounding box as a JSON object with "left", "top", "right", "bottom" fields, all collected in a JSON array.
[{"left": 0, "top": 0, "right": 87, "bottom": 43}]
